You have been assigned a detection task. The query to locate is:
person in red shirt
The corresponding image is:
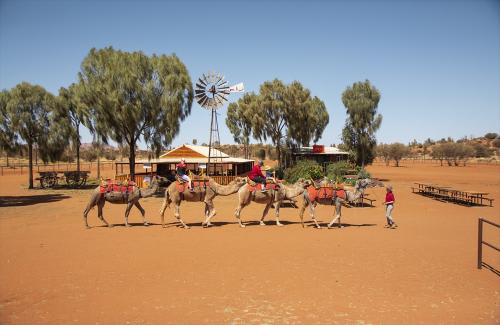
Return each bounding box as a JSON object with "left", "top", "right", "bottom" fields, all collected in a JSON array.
[
  {"left": 384, "top": 184, "right": 397, "bottom": 228},
  {"left": 249, "top": 160, "right": 267, "bottom": 192},
  {"left": 176, "top": 158, "right": 193, "bottom": 191}
]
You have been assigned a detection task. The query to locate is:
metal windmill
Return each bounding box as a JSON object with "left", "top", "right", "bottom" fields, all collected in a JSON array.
[{"left": 195, "top": 71, "right": 244, "bottom": 176}]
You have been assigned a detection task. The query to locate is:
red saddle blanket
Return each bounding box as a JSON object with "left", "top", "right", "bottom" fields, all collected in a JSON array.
[
  {"left": 175, "top": 180, "right": 208, "bottom": 193},
  {"left": 247, "top": 183, "right": 280, "bottom": 192},
  {"left": 307, "top": 186, "right": 345, "bottom": 202},
  {"left": 99, "top": 180, "right": 136, "bottom": 194}
]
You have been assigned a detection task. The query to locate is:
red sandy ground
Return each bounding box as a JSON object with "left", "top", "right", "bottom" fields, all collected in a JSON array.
[{"left": 0, "top": 162, "right": 499, "bottom": 324}]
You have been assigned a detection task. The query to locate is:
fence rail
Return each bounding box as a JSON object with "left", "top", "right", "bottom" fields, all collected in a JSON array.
[{"left": 477, "top": 218, "right": 500, "bottom": 275}]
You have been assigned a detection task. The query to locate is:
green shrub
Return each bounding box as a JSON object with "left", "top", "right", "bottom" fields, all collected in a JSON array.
[
  {"left": 356, "top": 166, "right": 371, "bottom": 179},
  {"left": 284, "top": 160, "right": 323, "bottom": 183},
  {"left": 484, "top": 132, "right": 498, "bottom": 140},
  {"left": 326, "top": 161, "right": 352, "bottom": 183}
]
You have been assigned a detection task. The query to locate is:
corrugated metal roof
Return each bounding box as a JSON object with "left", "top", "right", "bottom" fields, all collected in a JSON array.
[
  {"left": 160, "top": 145, "right": 229, "bottom": 159},
  {"left": 295, "top": 146, "right": 349, "bottom": 155}
]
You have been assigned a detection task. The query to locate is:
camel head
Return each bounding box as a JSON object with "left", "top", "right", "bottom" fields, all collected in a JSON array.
[
  {"left": 232, "top": 177, "right": 247, "bottom": 187},
  {"left": 355, "top": 178, "right": 384, "bottom": 191},
  {"left": 155, "top": 175, "right": 172, "bottom": 187},
  {"left": 296, "top": 178, "right": 313, "bottom": 188}
]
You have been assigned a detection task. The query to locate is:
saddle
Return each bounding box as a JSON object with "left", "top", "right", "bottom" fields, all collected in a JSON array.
[
  {"left": 99, "top": 179, "right": 136, "bottom": 194},
  {"left": 246, "top": 177, "right": 280, "bottom": 192},
  {"left": 175, "top": 176, "right": 209, "bottom": 193},
  {"left": 307, "top": 185, "right": 346, "bottom": 202}
]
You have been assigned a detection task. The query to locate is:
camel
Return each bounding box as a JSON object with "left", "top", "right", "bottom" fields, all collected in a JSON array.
[
  {"left": 234, "top": 178, "right": 312, "bottom": 228},
  {"left": 82, "top": 176, "right": 160, "bottom": 228},
  {"left": 159, "top": 177, "right": 247, "bottom": 229},
  {"left": 299, "top": 178, "right": 383, "bottom": 229}
]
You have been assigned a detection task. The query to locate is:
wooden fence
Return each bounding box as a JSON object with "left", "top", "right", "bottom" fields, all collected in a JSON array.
[{"left": 477, "top": 218, "right": 499, "bottom": 275}]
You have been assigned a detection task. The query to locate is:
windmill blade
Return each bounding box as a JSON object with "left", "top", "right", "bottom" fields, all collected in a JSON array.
[
  {"left": 199, "top": 96, "right": 209, "bottom": 107},
  {"left": 215, "top": 93, "right": 228, "bottom": 102},
  {"left": 195, "top": 94, "right": 208, "bottom": 102},
  {"left": 217, "top": 80, "right": 228, "bottom": 88},
  {"left": 197, "top": 78, "right": 207, "bottom": 87},
  {"left": 195, "top": 82, "right": 206, "bottom": 90}
]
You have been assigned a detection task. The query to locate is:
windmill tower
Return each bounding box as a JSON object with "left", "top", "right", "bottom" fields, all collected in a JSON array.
[{"left": 194, "top": 72, "right": 244, "bottom": 176}]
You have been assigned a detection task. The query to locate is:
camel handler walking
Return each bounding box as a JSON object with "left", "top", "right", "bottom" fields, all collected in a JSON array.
[
  {"left": 384, "top": 184, "right": 397, "bottom": 228},
  {"left": 249, "top": 160, "right": 268, "bottom": 193},
  {"left": 176, "top": 158, "right": 194, "bottom": 192}
]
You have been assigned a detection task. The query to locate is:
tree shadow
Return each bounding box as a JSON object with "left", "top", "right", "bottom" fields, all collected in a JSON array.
[{"left": 0, "top": 194, "right": 71, "bottom": 207}]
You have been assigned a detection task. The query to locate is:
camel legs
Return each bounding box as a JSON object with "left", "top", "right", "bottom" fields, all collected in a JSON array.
[
  {"left": 202, "top": 201, "right": 216, "bottom": 227},
  {"left": 309, "top": 203, "right": 321, "bottom": 229},
  {"left": 134, "top": 201, "right": 149, "bottom": 226},
  {"left": 259, "top": 202, "right": 271, "bottom": 226},
  {"left": 234, "top": 204, "right": 247, "bottom": 228},
  {"left": 328, "top": 199, "right": 343, "bottom": 228},
  {"left": 82, "top": 200, "right": 95, "bottom": 229},
  {"left": 174, "top": 204, "right": 190, "bottom": 229},
  {"left": 298, "top": 200, "right": 321, "bottom": 228},
  {"left": 159, "top": 199, "right": 168, "bottom": 228},
  {"left": 97, "top": 200, "right": 111, "bottom": 227},
  {"left": 274, "top": 201, "right": 283, "bottom": 226},
  {"left": 124, "top": 201, "right": 134, "bottom": 227}
]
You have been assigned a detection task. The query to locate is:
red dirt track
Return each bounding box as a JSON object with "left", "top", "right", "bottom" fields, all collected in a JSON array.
[{"left": 0, "top": 162, "right": 499, "bottom": 324}]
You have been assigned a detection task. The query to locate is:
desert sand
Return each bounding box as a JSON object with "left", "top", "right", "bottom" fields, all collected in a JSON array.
[{"left": 0, "top": 161, "right": 499, "bottom": 324}]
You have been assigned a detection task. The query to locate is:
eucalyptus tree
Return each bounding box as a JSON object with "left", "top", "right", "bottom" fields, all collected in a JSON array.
[
  {"left": 56, "top": 83, "right": 90, "bottom": 172},
  {"left": 285, "top": 81, "right": 329, "bottom": 147},
  {"left": 0, "top": 90, "right": 18, "bottom": 166},
  {"left": 245, "top": 79, "right": 328, "bottom": 166},
  {"left": 341, "top": 80, "right": 382, "bottom": 166},
  {"left": 226, "top": 93, "right": 257, "bottom": 159},
  {"left": 6, "top": 83, "right": 58, "bottom": 188},
  {"left": 78, "top": 47, "right": 193, "bottom": 180}
]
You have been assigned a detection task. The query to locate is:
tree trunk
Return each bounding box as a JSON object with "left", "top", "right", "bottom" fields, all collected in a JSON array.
[
  {"left": 97, "top": 156, "right": 101, "bottom": 179},
  {"left": 28, "top": 141, "right": 33, "bottom": 189},
  {"left": 276, "top": 144, "right": 282, "bottom": 168},
  {"left": 6, "top": 152, "right": 9, "bottom": 167},
  {"left": 76, "top": 127, "right": 80, "bottom": 173},
  {"left": 129, "top": 142, "right": 136, "bottom": 181}
]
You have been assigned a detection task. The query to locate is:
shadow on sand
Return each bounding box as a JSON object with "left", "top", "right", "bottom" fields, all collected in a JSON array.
[
  {"left": 306, "top": 222, "right": 378, "bottom": 228},
  {"left": 0, "top": 194, "right": 71, "bottom": 207}
]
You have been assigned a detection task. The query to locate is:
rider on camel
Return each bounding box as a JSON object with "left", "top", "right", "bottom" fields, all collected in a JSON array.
[
  {"left": 249, "top": 160, "right": 268, "bottom": 193},
  {"left": 176, "top": 158, "right": 194, "bottom": 192}
]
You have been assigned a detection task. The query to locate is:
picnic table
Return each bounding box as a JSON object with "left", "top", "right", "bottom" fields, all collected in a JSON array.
[
  {"left": 36, "top": 171, "right": 90, "bottom": 188},
  {"left": 412, "top": 182, "right": 494, "bottom": 207}
]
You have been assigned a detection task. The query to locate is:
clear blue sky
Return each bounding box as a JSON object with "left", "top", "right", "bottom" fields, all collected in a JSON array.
[{"left": 1, "top": 0, "right": 499, "bottom": 149}]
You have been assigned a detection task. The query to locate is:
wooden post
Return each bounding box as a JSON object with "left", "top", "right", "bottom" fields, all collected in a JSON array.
[{"left": 477, "top": 218, "right": 483, "bottom": 269}]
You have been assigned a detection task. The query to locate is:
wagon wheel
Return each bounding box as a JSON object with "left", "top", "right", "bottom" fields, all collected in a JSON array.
[
  {"left": 40, "top": 177, "right": 47, "bottom": 189},
  {"left": 78, "top": 174, "right": 88, "bottom": 186},
  {"left": 66, "top": 175, "right": 79, "bottom": 187},
  {"left": 44, "top": 176, "right": 57, "bottom": 188}
]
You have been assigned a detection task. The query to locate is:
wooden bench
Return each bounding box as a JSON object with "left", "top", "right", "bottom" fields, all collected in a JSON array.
[{"left": 356, "top": 194, "right": 376, "bottom": 207}]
